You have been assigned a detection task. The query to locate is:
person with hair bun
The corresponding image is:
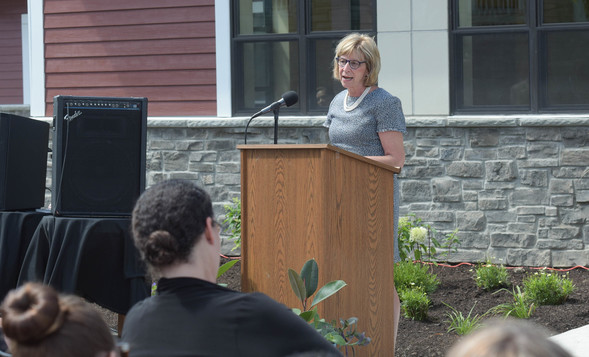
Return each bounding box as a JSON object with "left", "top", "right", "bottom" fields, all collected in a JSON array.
[
  {"left": 122, "top": 179, "right": 341, "bottom": 357},
  {"left": 0, "top": 282, "right": 116, "bottom": 357}
]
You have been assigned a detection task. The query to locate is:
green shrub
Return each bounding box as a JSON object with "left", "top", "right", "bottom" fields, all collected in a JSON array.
[
  {"left": 399, "top": 288, "right": 431, "bottom": 321},
  {"left": 523, "top": 270, "right": 575, "bottom": 305},
  {"left": 398, "top": 214, "right": 460, "bottom": 262},
  {"left": 444, "top": 302, "right": 487, "bottom": 335},
  {"left": 394, "top": 261, "right": 440, "bottom": 295},
  {"left": 474, "top": 261, "right": 510, "bottom": 291},
  {"left": 223, "top": 197, "right": 241, "bottom": 251},
  {"left": 489, "top": 286, "right": 536, "bottom": 319}
]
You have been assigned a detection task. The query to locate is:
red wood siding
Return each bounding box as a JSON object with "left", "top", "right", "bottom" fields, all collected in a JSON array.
[
  {"left": 0, "top": 1, "right": 27, "bottom": 104},
  {"left": 44, "top": 0, "right": 217, "bottom": 116}
]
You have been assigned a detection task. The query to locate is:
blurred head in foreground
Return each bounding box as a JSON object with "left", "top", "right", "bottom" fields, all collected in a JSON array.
[
  {"left": 446, "top": 319, "right": 572, "bottom": 357},
  {"left": 1, "top": 283, "right": 116, "bottom": 357}
]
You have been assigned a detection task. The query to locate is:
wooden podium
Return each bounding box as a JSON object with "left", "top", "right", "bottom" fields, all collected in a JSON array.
[{"left": 238, "top": 144, "right": 400, "bottom": 356}]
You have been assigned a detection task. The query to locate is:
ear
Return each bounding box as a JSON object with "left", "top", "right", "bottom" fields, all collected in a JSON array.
[{"left": 203, "top": 217, "right": 216, "bottom": 245}]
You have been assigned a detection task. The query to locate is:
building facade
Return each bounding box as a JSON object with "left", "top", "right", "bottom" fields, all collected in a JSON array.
[{"left": 1, "top": 0, "right": 588, "bottom": 266}]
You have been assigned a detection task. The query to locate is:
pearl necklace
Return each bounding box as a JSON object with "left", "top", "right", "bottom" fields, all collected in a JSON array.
[{"left": 344, "top": 86, "right": 371, "bottom": 112}]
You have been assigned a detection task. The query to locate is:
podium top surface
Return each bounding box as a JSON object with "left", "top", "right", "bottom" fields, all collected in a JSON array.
[{"left": 237, "top": 144, "right": 401, "bottom": 174}]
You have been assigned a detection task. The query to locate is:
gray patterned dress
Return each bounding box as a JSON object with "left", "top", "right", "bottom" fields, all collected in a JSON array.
[{"left": 324, "top": 87, "right": 407, "bottom": 262}]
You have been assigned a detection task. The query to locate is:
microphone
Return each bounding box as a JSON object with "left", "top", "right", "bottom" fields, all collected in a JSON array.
[
  {"left": 251, "top": 91, "right": 298, "bottom": 119},
  {"left": 244, "top": 91, "right": 299, "bottom": 144}
]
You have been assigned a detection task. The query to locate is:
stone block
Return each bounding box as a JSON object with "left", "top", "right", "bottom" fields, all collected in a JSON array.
[
  {"left": 399, "top": 166, "right": 445, "bottom": 178},
  {"left": 454, "top": 232, "right": 489, "bottom": 248},
  {"left": 216, "top": 162, "right": 241, "bottom": 173},
  {"left": 506, "top": 249, "right": 551, "bottom": 267},
  {"left": 551, "top": 250, "right": 588, "bottom": 268},
  {"left": 150, "top": 140, "right": 176, "bottom": 150},
  {"left": 491, "top": 233, "right": 535, "bottom": 248},
  {"left": 446, "top": 250, "right": 487, "bottom": 264},
  {"left": 216, "top": 173, "right": 241, "bottom": 185},
  {"left": 189, "top": 151, "right": 218, "bottom": 162},
  {"left": 188, "top": 163, "right": 215, "bottom": 172},
  {"left": 456, "top": 211, "right": 486, "bottom": 231},
  {"left": 536, "top": 240, "right": 584, "bottom": 250},
  {"left": 517, "top": 159, "right": 559, "bottom": 168},
  {"left": 525, "top": 128, "right": 561, "bottom": 141},
  {"left": 516, "top": 206, "right": 545, "bottom": 215},
  {"left": 447, "top": 162, "right": 484, "bottom": 178},
  {"left": 506, "top": 222, "right": 536, "bottom": 233},
  {"left": 577, "top": 190, "right": 589, "bottom": 203},
  {"left": 560, "top": 206, "right": 589, "bottom": 224},
  {"left": 527, "top": 142, "right": 559, "bottom": 159},
  {"left": 545, "top": 206, "right": 558, "bottom": 216},
  {"left": 561, "top": 127, "right": 589, "bottom": 147},
  {"left": 498, "top": 146, "right": 526, "bottom": 159},
  {"left": 163, "top": 152, "right": 189, "bottom": 171},
  {"left": 440, "top": 147, "right": 463, "bottom": 161},
  {"left": 432, "top": 178, "right": 461, "bottom": 202},
  {"left": 548, "top": 226, "right": 581, "bottom": 240},
  {"left": 463, "top": 191, "right": 478, "bottom": 201},
  {"left": 517, "top": 215, "right": 536, "bottom": 223},
  {"left": 550, "top": 194, "right": 574, "bottom": 207},
  {"left": 510, "top": 189, "right": 549, "bottom": 205},
  {"left": 538, "top": 217, "right": 560, "bottom": 227},
  {"left": 464, "top": 149, "right": 497, "bottom": 160},
  {"left": 561, "top": 149, "right": 589, "bottom": 166},
  {"left": 169, "top": 172, "right": 199, "bottom": 181},
  {"left": 470, "top": 129, "right": 500, "bottom": 147},
  {"left": 412, "top": 210, "right": 454, "bottom": 222},
  {"left": 479, "top": 198, "right": 508, "bottom": 210},
  {"left": 574, "top": 178, "right": 589, "bottom": 189},
  {"left": 401, "top": 181, "right": 432, "bottom": 202},
  {"left": 486, "top": 161, "right": 516, "bottom": 182},
  {"left": 519, "top": 169, "right": 548, "bottom": 187},
  {"left": 549, "top": 179, "right": 573, "bottom": 194}
]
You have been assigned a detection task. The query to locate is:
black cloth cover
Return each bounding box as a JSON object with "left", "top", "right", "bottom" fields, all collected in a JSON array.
[
  {"left": 0, "top": 210, "right": 49, "bottom": 301},
  {"left": 17, "top": 216, "right": 149, "bottom": 314}
]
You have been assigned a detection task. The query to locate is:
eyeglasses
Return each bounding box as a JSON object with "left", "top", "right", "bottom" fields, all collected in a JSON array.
[{"left": 335, "top": 57, "right": 366, "bottom": 70}]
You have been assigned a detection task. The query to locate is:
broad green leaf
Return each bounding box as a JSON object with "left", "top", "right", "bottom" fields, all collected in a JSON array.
[
  {"left": 324, "top": 333, "right": 347, "bottom": 345},
  {"left": 300, "top": 259, "right": 319, "bottom": 298},
  {"left": 298, "top": 310, "right": 316, "bottom": 322},
  {"left": 217, "top": 259, "right": 238, "bottom": 278},
  {"left": 288, "top": 268, "right": 307, "bottom": 303},
  {"left": 311, "top": 280, "right": 347, "bottom": 307}
]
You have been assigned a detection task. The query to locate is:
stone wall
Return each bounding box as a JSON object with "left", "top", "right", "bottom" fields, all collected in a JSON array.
[{"left": 25, "top": 114, "right": 589, "bottom": 267}]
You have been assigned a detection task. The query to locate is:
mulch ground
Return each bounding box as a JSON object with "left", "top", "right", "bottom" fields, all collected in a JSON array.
[{"left": 217, "top": 258, "right": 589, "bottom": 357}]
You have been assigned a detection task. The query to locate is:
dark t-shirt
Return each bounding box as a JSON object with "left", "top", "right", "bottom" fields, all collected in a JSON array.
[{"left": 121, "top": 277, "right": 341, "bottom": 357}]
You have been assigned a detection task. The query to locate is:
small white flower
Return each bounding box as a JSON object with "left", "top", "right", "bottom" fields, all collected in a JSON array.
[{"left": 410, "top": 227, "right": 428, "bottom": 244}]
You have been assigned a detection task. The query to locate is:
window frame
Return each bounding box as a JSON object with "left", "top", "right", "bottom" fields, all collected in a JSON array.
[
  {"left": 230, "top": 0, "right": 377, "bottom": 116},
  {"left": 450, "top": 0, "right": 589, "bottom": 114}
]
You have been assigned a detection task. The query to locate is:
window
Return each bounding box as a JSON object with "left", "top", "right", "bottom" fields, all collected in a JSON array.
[
  {"left": 450, "top": 0, "right": 589, "bottom": 114},
  {"left": 232, "top": 0, "right": 376, "bottom": 116}
]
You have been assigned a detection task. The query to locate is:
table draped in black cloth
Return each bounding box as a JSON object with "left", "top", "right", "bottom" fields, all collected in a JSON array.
[
  {"left": 0, "top": 210, "right": 49, "bottom": 301},
  {"left": 17, "top": 216, "right": 150, "bottom": 314}
]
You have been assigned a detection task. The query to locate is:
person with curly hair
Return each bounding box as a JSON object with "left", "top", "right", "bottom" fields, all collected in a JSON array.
[{"left": 121, "top": 179, "right": 341, "bottom": 357}]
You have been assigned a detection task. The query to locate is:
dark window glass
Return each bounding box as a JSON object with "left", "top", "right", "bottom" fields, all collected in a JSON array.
[
  {"left": 456, "top": 0, "right": 526, "bottom": 27},
  {"left": 458, "top": 33, "right": 529, "bottom": 108},
  {"left": 543, "top": 0, "right": 589, "bottom": 24},
  {"left": 309, "top": 39, "right": 343, "bottom": 111},
  {"left": 236, "top": 41, "right": 300, "bottom": 111},
  {"left": 311, "top": 0, "right": 374, "bottom": 31},
  {"left": 238, "top": 0, "right": 297, "bottom": 34},
  {"left": 542, "top": 30, "right": 589, "bottom": 106}
]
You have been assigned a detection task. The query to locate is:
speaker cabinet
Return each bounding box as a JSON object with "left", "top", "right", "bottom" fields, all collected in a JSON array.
[
  {"left": 0, "top": 113, "right": 50, "bottom": 211},
  {"left": 52, "top": 96, "right": 147, "bottom": 217}
]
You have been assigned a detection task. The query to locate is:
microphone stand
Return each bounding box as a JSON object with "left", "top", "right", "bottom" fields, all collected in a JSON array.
[{"left": 273, "top": 108, "right": 279, "bottom": 144}]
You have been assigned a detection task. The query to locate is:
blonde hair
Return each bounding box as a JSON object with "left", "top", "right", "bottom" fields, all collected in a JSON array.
[
  {"left": 332, "top": 33, "right": 380, "bottom": 87},
  {"left": 446, "top": 319, "right": 572, "bottom": 357}
]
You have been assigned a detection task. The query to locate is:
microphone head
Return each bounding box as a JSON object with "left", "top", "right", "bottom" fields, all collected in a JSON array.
[{"left": 282, "top": 91, "right": 298, "bottom": 107}]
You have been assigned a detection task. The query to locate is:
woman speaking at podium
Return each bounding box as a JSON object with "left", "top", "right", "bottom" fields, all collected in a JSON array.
[{"left": 323, "top": 32, "right": 407, "bottom": 343}]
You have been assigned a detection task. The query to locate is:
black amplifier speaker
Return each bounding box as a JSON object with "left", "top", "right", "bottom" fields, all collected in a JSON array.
[
  {"left": 52, "top": 95, "right": 147, "bottom": 217},
  {"left": 0, "top": 113, "right": 50, "bottom": 211}
]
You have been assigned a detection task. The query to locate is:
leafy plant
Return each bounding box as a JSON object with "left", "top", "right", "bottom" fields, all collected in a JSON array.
[
  {"left": 397, "top": 214, "right": 460, "bottom": 262},
  {"left": 223, "top": 197, "right": 241, "bottom": 251},
  {"left": 523, "top": 269, "right": 575, "bottom": 305},
  {"left": 474, "top": 261, "right": 510, "bottom": 291},
  {"left": 217, "top": 259, "right": 239, "bottom": 278},
  {"left": 394, "top": 261, "right": 440, "bottom": 295},
  {"left": 288, "top": 259, "right": 370, "bottom": 354},
  {"left": 489, "top": 286, "right": 536, "bottom": 319},
  {"left": 443, "top": 302, "right": 487, "bottom": 335},
  {"left": 399, "top": 287, "right": 431, "bottom": 321}
]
